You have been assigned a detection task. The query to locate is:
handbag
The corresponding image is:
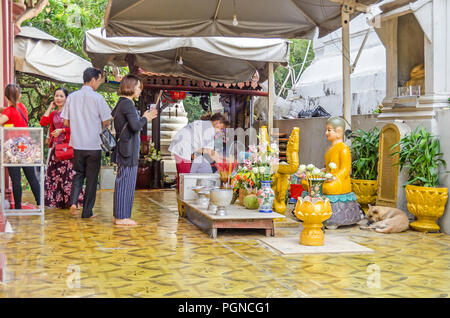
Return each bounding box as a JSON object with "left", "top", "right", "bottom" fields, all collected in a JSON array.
[
  {"left": 55, "top": 142, "right": 74, "bottom": 160},
  {"left": 100, "top": 103, "right": 128, "bottom": 152},
  {"left": 100, "top": 127, "right": 118, "bottom": 152},
  {"left": 54, "top": 128, "right": 73, "bottom": 160}
]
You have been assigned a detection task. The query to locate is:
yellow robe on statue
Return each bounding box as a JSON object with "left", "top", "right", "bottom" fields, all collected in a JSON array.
[{"left": 323, "top": 142, "right": 352, "bottom": 195}]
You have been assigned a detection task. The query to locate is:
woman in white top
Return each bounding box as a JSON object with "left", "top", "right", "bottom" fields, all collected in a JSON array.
[{"left": 169, "top": 112, "right": 228, "bottom": 191}]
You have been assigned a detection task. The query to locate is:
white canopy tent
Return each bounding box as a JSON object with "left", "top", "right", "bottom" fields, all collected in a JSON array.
[
  {"left": 103, "top": 0, "right": 382, "bottom": 131},
  {"left": 14, "top": 26, "right": 92, "bottom": 84},
  {"left": 84, "top": 28, "right": 290, "bottom": 83}
]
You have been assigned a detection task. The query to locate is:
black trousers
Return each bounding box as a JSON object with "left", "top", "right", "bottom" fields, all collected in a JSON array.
[
  {"left": 7, "top": 166, "right": 41, "bottom": 209},
  {"left": 70, "top": 149, "right": 101, "bottom": 218}
]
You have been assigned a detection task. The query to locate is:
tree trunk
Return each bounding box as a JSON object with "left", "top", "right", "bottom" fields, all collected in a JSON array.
[{"left": 14, "top": 0, "right": 49, "bottom": 28}]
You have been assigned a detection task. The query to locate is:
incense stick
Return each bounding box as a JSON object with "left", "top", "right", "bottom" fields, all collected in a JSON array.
[{"left": 155, "top": 90, "right": 163, "bottom": 106}]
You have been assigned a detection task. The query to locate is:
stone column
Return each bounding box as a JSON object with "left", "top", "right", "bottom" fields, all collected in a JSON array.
[{"left": 374, "top": 18, "right": 398, "bottom": 108}]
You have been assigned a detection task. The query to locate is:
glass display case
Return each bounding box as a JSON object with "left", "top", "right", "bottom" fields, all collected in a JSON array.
[
  {"left": 397, "top": 85, "right": 421, "bottom": 97},
  {"left": 0, "top": 128, "right": 45, "bottom": 224}
]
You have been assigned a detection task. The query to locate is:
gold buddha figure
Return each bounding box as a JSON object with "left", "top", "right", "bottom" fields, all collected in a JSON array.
[
  {"left": 405, "top": 64, "right": 425, "bottom": 95},
  {"left": 322, "top": 116, "right": 352, "bottom": 195}
]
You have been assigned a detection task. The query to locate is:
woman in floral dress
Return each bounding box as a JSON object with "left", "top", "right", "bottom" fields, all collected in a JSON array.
[{"left": 40, "top": 88, "right": 84, "bottom": 209}]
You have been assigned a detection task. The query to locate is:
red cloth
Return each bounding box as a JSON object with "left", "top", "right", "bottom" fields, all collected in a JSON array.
[
  {"left": 40, "top": 110, "right": 71, "bottom": 148},
  {"left": 2, "top": 102, "right": 28, "bottom": 127},
  {"left": 290, "top": 184, "right": 304, "bottom": 200},
  {"left": 174, "top": 155, "right": 191, "bottom": 192}
]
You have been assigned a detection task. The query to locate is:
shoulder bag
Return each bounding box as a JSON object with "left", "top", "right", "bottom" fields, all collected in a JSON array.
[
  {"left": 15, "top": 105, "right": 29, "bottom": 127},
  {"left": 55, "top": 129, "right": 73, "bottom": 160},
  {"left": 100, "top": 103, "right": 128, "bottom": 152}
]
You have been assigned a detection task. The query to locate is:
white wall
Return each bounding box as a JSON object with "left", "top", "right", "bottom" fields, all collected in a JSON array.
[
  {"left": 281, "top": 14, "right": 387, "bottom": 118},
  {"left": 436, "top": 109, "right": 450, "bottom": 234}
]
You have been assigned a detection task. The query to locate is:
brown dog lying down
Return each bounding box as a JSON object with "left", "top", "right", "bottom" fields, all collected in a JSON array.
[{"left": 359, "top": 204, "right": 409, "bottom": 233}]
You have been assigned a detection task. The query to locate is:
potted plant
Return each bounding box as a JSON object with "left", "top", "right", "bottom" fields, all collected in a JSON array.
[
  {"left": 143, "top": 142, "right": 163, "bottom": 189},
  {"left": 349, "top": 127, "right": 380, "bottom": 212},
  {"left": 99, "top": 152, "right": 115, "bottom": 190},
  {"left": 393, "top": 125, "right": 448, "bottom": 232},
  {"left": 163, "top": 174, "right": 176, "bottom": 188}
]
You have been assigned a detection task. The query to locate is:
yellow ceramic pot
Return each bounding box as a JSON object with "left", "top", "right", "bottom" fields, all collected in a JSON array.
[
  {"left": 405, "top": 184, "right": 448, "bottom": 232},
  {"left": 351, "top": 179, "right": 378, "bottom": 213},
  {"left": 294, "top": 196, "right": 333, "bottom": 246}
]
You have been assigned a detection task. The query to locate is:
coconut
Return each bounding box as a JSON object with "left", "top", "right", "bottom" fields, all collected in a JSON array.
[{"left": 244, "top": 194, "right": 259, "bottom": 210}]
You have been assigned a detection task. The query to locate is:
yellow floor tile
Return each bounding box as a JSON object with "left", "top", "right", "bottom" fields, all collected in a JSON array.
[{"left": 0, "top": 189, "right": 449, "bottom": 298}]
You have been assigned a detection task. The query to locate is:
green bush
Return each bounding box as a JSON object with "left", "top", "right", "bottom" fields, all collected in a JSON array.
[
  {"left": 392, "top": 126, "right": 447, "bottom": 187},
  {"left": 350, "top": 127, "right": 380, "bottom": 180}
]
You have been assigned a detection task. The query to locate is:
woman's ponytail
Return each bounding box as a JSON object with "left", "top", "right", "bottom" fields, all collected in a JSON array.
[{"left": 4, "top": 84, "right": 21, "bottom": 107}]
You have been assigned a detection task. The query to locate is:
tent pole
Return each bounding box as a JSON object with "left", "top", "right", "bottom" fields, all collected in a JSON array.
[
  {"left": 276, "top": 66, "right": 291, "bottom": 100},
  {"left": 342, "top": 4, "right": 351, "bottom": 130},
  {"left": 295, "top": 39, "right": 311, "bottom": 84},
  {"left": 249, "top": 95, "right": 254, "bottom": 127},
  {"left": 268, "top": 62, "right": 274, "bottom": 139}
]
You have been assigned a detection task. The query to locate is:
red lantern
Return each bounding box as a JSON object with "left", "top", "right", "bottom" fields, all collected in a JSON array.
[{"left": 170, "top": 90, "right": 186, "bottom": 101}]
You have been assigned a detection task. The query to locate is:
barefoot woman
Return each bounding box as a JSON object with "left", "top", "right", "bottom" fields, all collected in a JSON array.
[{"left": 112, "top": 74, "right": 157, "bottom": 226}]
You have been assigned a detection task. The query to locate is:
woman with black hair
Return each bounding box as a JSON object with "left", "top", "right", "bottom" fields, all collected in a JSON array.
[
  {"left": 40, "top": 87, "right": 84, "bottom": 209},
  {"left": 0, "top": 84, "right": 41, "bottom": 209}
]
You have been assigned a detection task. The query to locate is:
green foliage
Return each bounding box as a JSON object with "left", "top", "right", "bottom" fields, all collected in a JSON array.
[
  {"left": 101, "top": 151, "right": 112, "bottom": 166},
  {"left": 143, "top": 142, "right": 162, "bottom": 163},
  {"left": 350, "top": 127, "right": 380, "bottom": 180},
  {"left": 392, "top": 126, "right": 447, "bottom": 187},
  {"left": 274, "top": 39, "right": 314, "bottom": 98},
  {"left": 28, "top": 0, "right": 108, "bottom": 60},
  {"left": 18, "top": 0, "right": 117, "bottom": 129},
  {"left": 183, "top": 95, "right": 206, "bottom": 123}
]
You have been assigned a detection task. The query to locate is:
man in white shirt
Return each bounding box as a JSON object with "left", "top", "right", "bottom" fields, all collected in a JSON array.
[
  {"left": 62, "top": 67, "right": 112, "bottom": 218},
  {"left": 168, "top": 114, "right": 228, "bottom": 191}
]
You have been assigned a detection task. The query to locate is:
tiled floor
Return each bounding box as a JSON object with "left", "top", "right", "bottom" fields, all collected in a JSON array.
[{"left": 0, "top": 189, "right": 449, "bottom": 298}]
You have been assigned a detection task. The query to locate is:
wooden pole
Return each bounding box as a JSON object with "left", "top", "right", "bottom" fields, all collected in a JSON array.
[
  {"left": 342, "top": 4, "right": 352, "bottom": 130},
  {"left": 231, "top": 95, "right": 236, "bottom": 128},
  {"left": 126, "top": 54, "right": 139, "bottom": 74},
  {"left": 152, "top": 90, "right": 163, "bottom": 152},
  {"left": 267, "top": 62, "right": 275, "bottom": 140}
]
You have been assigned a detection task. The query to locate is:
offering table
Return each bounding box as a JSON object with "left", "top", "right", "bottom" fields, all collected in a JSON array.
[{"left": 180, "top": 198, "right": 285, "bottom": 239}]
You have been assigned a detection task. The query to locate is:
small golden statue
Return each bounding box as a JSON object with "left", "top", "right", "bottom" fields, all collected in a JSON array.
[
  {"left": 272, "top": 127, "right": 300, "bottom": 214},
  {"left": 405, "top": 64, "right": 425, "bottom": 95}
]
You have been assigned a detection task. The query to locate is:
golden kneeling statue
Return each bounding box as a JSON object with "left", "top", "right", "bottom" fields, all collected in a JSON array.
[{"left": 272, "top": 127, "right": 299, "bottom": 214}]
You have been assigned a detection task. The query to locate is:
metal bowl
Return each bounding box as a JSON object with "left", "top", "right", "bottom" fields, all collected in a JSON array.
[{"left": 210, "top": 189, "right": 233, "bottom": 216}]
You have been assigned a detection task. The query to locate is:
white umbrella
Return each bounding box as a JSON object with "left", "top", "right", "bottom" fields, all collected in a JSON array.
[{"left": 14, "top": 26, "right": 92, "bottom": 84}]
